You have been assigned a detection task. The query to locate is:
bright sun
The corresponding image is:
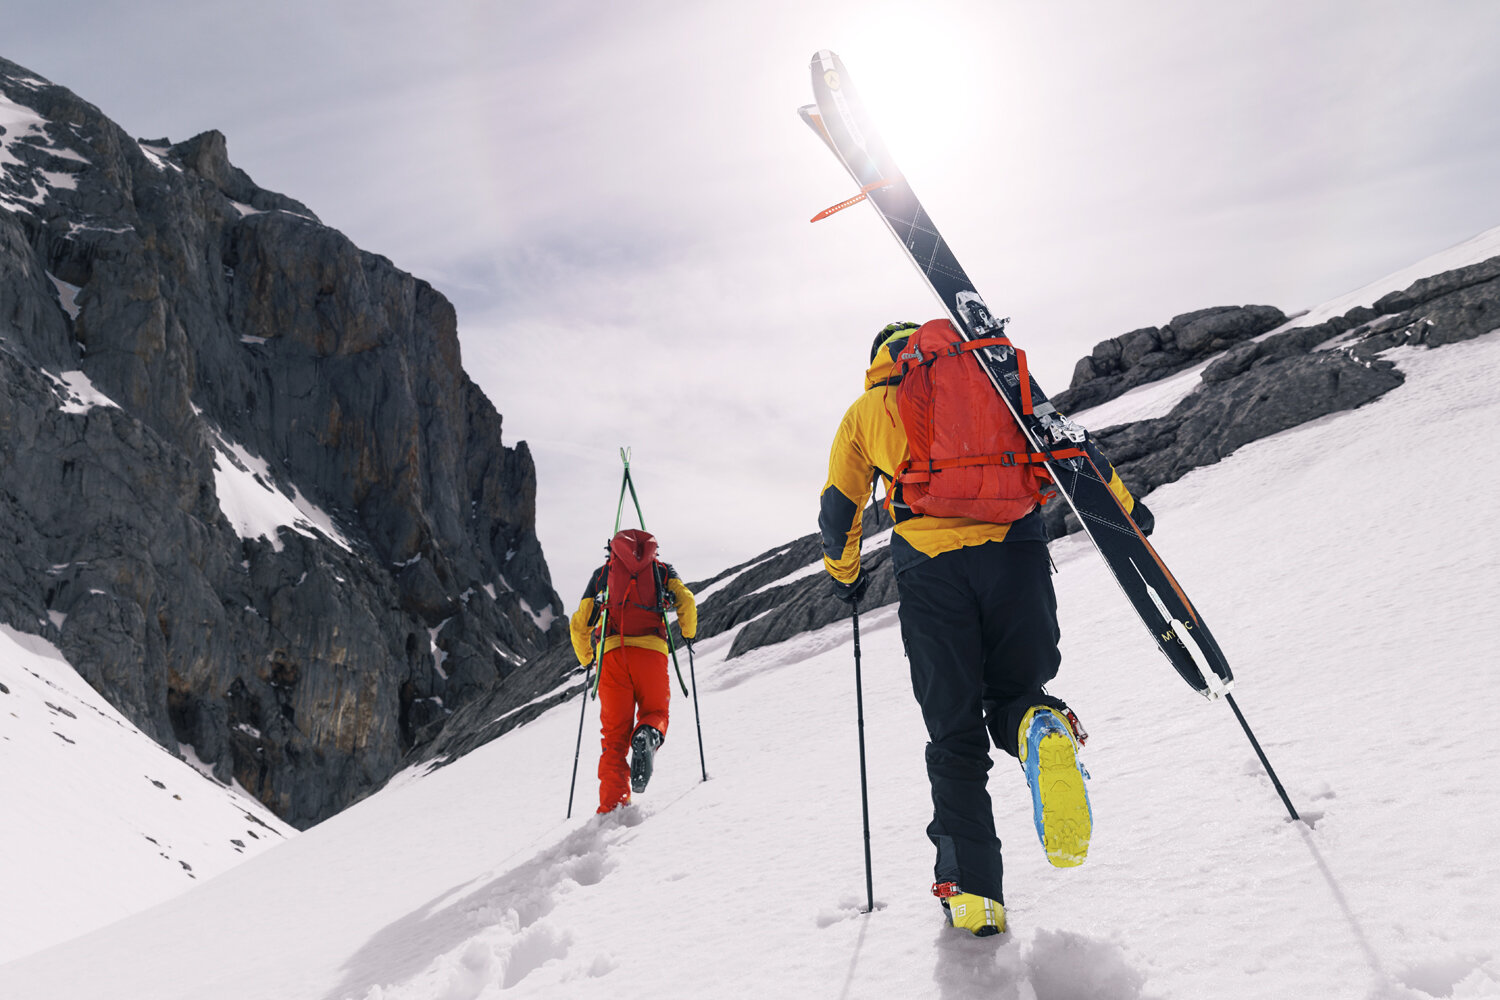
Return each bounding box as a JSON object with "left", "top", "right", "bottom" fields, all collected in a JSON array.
[{"left": 824, "top": 7, "right": 1005, "bottom": 192}]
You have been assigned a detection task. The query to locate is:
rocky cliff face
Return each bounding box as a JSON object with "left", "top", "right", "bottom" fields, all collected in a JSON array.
[{"left": 0, "top": 56, "right": 564, "bottom": 827}]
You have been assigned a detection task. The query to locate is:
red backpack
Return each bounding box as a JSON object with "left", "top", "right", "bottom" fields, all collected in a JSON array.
[
  {"left": 601, "top": 529, "right": 669, "bottom": 639},
  {"left": 893, "top": 319, "right": 1052, "bottom": 524}
]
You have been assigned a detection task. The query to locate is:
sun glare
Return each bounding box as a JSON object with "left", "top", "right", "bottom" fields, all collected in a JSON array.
[{"left": 829, "top": 6, "right": 1004, "bottom": 195}]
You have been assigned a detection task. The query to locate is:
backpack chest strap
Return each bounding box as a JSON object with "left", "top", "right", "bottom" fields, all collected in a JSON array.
[{"left": 898, "top": 447, "right": 1086, "bottom": 483}]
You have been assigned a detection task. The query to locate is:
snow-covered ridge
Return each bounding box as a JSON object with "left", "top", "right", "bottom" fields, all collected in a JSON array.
[
  {"left": 47, "top": 273, "right": 82, "bottom": 319},
  {"left": 518, "top": 595, "right": 556, "bottom": 631},
  {"left": 1265, "top": 223, "right": 1500, "bottom": 338},
  {"left": 0, "top": 626, "right": 295, "bottom": 964},
  {"left": 43, "top": 368, "right": 119, "bottom": 415},
  {"left": 691, "top": 545, "right": 794, "bottom": 604},
  {"left": 0, "top": 86, "right": 89, "bottom": 214},
  {"left": 740, "top": 528, "right": 894, "bottom": 600},
  {"left": 208, "top": 429, "right": 351, "bottom": 553},
  {"left": 1071, "top": 225, "right": 1500, "bottom": 430},
  {"left": 137, "top": 142, "right": 182, "bottom": 173}
]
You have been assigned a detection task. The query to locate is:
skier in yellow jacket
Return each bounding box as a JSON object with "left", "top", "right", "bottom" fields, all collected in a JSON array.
[{"left": 819, "top": 321, "right": 1152, "bottom": 937}]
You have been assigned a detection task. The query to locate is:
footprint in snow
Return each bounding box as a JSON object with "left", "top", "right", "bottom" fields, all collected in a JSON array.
[
  {"left": 338, "top": 807, "right": 638, "bottom": 999},
  {"left": 931, "top": 924, "right": 1149, "bottom": 1000},
  {"left": 1395, "top": 953, "right": 1499, "bottom": 998}
]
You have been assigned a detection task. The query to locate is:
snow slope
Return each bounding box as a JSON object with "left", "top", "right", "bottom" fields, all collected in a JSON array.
[
  {"left": 0, "top": 626, "right": 295, "bottom": 963},
  {"left": 1069, "top": 358, "right": 1213, "bottom": 429},
  {"left": 3, "top": 327, "right": 1498, "bottom": 997}
]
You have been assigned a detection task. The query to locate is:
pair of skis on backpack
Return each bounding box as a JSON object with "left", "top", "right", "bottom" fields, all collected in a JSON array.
[{"left": 800, "top": 49, "right": 1233, "bottom": 700}]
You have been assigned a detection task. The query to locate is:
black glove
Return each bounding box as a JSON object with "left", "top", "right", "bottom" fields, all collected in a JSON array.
[
  {"left": 1131, "top": 498, "right": 1155, "bottom": 537},
  {"left": 831, "top": 574, "right": 870, "bottom": 605}
]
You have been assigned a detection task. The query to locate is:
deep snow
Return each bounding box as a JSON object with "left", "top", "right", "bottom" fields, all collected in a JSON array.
[
  {"left": 2, "top": 326, "right": 1497, "bottom": 997},
  {"left": 0, "top": 626, "right": 294, "bottom": 963}
]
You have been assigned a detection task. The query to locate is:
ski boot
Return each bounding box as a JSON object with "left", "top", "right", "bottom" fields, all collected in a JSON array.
[
  {"left": 1019, "top": 706, "right": 1092, "bottom": 867},
  {"left": 630, "top": 725, "right": 662, "bottom": 794},
  {"left": 932, "top": 881, "right": 1004, "bottom": 937}
]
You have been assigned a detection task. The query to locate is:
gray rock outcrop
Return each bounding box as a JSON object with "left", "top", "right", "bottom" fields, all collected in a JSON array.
[
  {"left": 1058, "top": 305, "right": 1287, "bottom": 412},
  {"left": 1, "top": 56, "right": 564, "bottom": 826}
]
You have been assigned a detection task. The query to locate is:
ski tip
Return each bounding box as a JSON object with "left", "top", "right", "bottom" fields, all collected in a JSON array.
[{"left": 797, "top": 104, "right": 838, "bottom": 155}]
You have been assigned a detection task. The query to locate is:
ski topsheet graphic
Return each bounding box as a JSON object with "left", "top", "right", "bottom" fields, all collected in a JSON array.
[{"left": 801, "top": 49, "right": 1234, "bottom": 698}]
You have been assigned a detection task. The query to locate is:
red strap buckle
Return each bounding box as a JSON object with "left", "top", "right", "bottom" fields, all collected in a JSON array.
[
  {"left": 1062, "top": 708, "right": 1089, "bottom": 747},
  {"left": 810, "top": 177, "right": 899, "bottom": 223},
  {"left": 931, "top": 881, "right": 962, "bottom": 899}
]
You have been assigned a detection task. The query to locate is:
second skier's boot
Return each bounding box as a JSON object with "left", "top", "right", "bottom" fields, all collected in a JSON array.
[
  {"left": 630, "top": 725, "right": 662, "bottom": 794},
  {"left": 1019, "top": 706, "right": 1092, "bottom": 868},
  {"left": 933, "top": 882, "right": 1005, "bottom": 937}
]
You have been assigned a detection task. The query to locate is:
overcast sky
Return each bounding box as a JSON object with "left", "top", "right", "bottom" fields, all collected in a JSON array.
[{"left": 7, "top": 0, "right": 1500, "bottom": 598}]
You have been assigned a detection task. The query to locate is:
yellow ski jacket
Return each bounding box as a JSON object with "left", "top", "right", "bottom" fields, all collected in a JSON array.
[
  {"left": 819, "top": 329, "right": 1141, "bottom": 585},
  {"left": 569, "top": 564, "right": 697, "bottom": 666}
]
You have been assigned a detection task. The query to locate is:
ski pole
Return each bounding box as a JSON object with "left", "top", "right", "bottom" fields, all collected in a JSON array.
[
  {"left": 852, "top": 595, "right": 875, "bottom": 913},
  {"left": 1225, "top": 693, "right": 1300, "bottom": 822},
  {"left": 589, "top": 602, "right": 609, "bottom": 699},
  {"left": 664, "top": 620, "right": 690, "bottom": 696},
  {"left": 685, "top": 637, "right": 708, "bottom": 782},
  {"left": 565, "top": 661, "right": 592, "bottom": 819},
  {"left": 662, "top": 623, "right": 696, "bottom": 778}
]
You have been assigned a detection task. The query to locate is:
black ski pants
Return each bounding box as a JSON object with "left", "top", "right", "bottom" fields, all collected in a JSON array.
[{"left": 896, "top": 539, "right": 1067, "bottom": 905}]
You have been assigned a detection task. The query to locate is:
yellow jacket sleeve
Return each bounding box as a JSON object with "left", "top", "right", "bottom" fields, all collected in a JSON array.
[
  {"left": 667, "top": 576, "right": 697, "bottom": 639},
  {"left": 569, "top": 596, "right": 596, "bottom": 666},
  {"left": 1078, "top": 436, "right": 1137, "bottom": 513},
  {"left": 819, "top": 402, "right": 876, "bottom": 586}
]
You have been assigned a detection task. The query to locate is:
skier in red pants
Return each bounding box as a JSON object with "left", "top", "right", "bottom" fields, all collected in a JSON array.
[{"left": 570, "top": 529, "right": 697, "bottom": 814}]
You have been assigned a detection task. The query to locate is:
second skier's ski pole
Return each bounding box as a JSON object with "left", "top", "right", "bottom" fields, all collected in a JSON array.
[
  {"left": 665, "top": 627, "right": 690, "bottom": 696},
  {"left": 565, "top": 661, "right": 592, "bottom": 819},
  {"left": 686, "top": 638, "right": 708, "bottom": 782},
  {"left": 852, "top": 595, "right": 874, "bottom": 913}
]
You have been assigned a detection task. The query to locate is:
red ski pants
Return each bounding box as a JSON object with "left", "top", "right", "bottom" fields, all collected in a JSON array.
[{"left": 596, "top": 645, "right": 670, "bottom": 813}]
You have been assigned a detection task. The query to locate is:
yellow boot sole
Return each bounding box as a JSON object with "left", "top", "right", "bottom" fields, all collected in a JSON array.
[{"left": 1034, "top": 729, "right": 1091, "bottom": 867}]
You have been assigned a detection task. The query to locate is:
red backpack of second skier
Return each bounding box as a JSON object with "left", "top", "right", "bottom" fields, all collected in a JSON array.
[
  {"left": 601, "top": 528, "right": 669, "bottom": 639},
  {"left": 893, "top": 318, "right": 1052, "bottom": 524}
]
